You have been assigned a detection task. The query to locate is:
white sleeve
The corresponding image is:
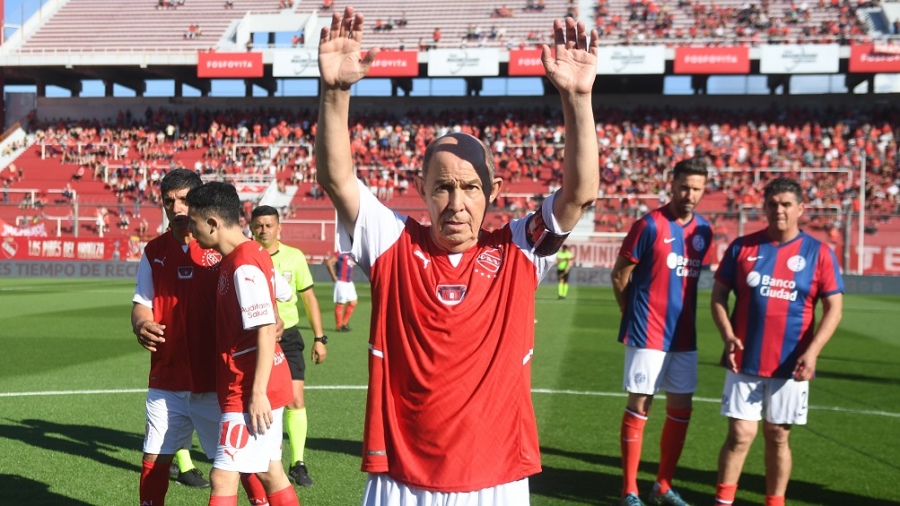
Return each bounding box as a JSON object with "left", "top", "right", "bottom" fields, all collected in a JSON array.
[
  {"left": 336, "top": 178, "right": 407, "bottom": 278},
  {"left": 273, "top": 270, "right": 294, "bottom": 302},
  {"left": 234, "top": 264, "right": 277, "bottom": 329},
  {"left": 132, "top": 254, "right": 154, "bottom": 307},
  {"left": 509, "top": 191, "right": 563, "bottom": 283}
]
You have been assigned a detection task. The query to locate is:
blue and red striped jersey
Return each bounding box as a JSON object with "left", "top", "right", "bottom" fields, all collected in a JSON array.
[
  {"left": 617, "top": 206, "right": 712, "bottom": 352},
  {"left": 333, "top": 251, "right": 355, "bottom": 282},
  {"left": 715, "top": 230, "right": 844, "bottom": 378}
]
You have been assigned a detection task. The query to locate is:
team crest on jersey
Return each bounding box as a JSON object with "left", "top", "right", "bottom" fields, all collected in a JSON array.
[
  {"left": 218, "top": 272, "right": 230, "bottom": 295},
  {"left": 475, "top": 247, "right": 503, "bottom": 278},
  {"left": 786, "top": 255, "right": 807, "bottom": 272},
  {"left": 634, "top": 372, "right": 647, "bottom": 385},
  {"left": 436, "top": 284, "right": 467, "bottom": 306},
  {"left": 201, "top": 250, "right": 222, "bottom": 268},
  {"left": 692, "top": 235, "right": 706, "bottom": 252},
  {"left": 177, "top": 266, "right": 194, "bottom": 279},
  {"left": 282, "top": 271, "right": 293, "bottom": 284}
]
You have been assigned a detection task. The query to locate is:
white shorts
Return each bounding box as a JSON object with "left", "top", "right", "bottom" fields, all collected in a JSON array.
[
  {"left": 362, "top": 474, "right": 530, "bottom": 506},
  {"left": 720, "top": 370, "right": 809, "bottom": 425},
  {"left": 334, "top": 280, "right": 358, "bottom": 304},
  {"left": 212, "top": 408, "right": 285, "bottom": 474},
  {"left": 623, "top": 347, "right": 698, "bottom": 395},
  {"left": 143, "top": 389, "right": 221, "bottom": 458}
]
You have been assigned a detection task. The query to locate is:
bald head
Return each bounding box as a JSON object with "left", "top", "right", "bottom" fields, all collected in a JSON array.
[{"left": 423, "top": 133, "right": 496, "bottom": 200}]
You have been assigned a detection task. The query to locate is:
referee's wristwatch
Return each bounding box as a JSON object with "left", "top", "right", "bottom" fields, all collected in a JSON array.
[{"left": 314, "top": 335, "right": 328, "bottom": 345}]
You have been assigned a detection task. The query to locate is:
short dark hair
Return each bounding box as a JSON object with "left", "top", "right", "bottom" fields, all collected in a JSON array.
[
  {"left": 764, "top": 177, "right": 803, "bottom": 203},
  {"left": 250, "top": 205, "right": 280, "bottom": 222},
  {"left": 672, "top": 156, "right": 710, "bottom": 179},
  {"left": 160, "top": 168, "right": 201, "bottom": 197},
  {"left": 185, "top": 182, "right": 242, "bottom": 227}
]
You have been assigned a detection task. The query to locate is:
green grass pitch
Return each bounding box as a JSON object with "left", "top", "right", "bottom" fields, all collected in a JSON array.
[{"left": 0, "top": 277, "right": 898, "bottom": 505}]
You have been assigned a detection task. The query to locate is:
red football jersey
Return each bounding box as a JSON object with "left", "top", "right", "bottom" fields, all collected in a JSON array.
[
  {"left": 215, "top": 241, "right": 293, "bottom": 413},
  {"left": 140, "top": 233, "right": 222, "bottom": 393},
  {"left": 345, "top": 182, "right": 556, "bottom": 493}
]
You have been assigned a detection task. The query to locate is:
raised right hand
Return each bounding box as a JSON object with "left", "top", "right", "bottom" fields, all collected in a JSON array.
[{"left": 318, "top": 6, "right": 379, "bottom": 91}]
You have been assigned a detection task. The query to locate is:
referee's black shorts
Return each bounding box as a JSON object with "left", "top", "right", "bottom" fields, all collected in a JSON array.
[
  {"left": 279, "top": 326, "right": 306, "bottom": 381},
  {"left": 558, "top": 269, "right": 570, "bottom": 283}
]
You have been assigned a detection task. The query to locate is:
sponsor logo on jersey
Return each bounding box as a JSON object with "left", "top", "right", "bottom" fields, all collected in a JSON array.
[
  {"left": 692, "top": 234, "right": 706, "bottom": 252},
  {"left": 663, "top": 237, "right": 676, "bottom": 244},
  {"left": 745, "top": 271, "right": 798, "bottom": 301},
  {"left": 153, "top": 257, "right": 166, "bottom": 266},
  {"left": 665, "top": 252, "right": 701, "bottom": 278},
  {"left": 413, "top": 249, "right": 430, "bottom": 269},
  {"left": 475, "top": 247, "right": 503, "bottom": 277},
  {"left": 274, "top": 351, "right": 286, "bottom": 366},
  {"left": 436, "top": 284, "right": 467, "bottom": 306},
  {"left": 177, "top": 266, "right": 194, "bottom": 279},
  {"left": 242, "top": 302, "right": 271, "bottom": 319}
]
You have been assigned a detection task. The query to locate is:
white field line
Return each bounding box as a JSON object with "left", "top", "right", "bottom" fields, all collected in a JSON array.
[{"left": 1, "top": 386, "right": 898, "bottom": 418}]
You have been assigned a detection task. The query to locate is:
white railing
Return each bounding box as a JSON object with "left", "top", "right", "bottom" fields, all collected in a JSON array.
[{"left": 5, "top": 187, "right": 76, "bottom": 205}]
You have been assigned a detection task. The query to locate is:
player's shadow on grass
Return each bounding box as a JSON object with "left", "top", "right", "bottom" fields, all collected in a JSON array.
[
  {"left": 0, "top": 418, "right": 141, "bottom": 473},
  {"left": 305, "top": 436, "right": 362, "bottom": 457},
  {"left": 816, "top": 370, "right": 900, "bottom": 385},
  {"left": 535, "top": 446, "right": 897, "bottom": 505},
  {"left": 0, "top": 474, "right": 94, "bottom": 505}
]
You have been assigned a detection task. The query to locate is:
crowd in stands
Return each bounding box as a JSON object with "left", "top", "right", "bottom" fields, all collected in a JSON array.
[
  {"left": 184, "top": 23, "right": 203, "bottom": 39},
  {"left": 13, "top": 102, "right": 900, "bottom": 237},
  {"left": 593, "top": 0, "right": 876, "bottom": 44},
  {"left": 156, "top": 0, "right": 186, "bottom": 10}
]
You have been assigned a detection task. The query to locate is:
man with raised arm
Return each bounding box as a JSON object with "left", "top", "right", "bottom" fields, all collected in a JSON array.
[{"left": 316, "top": 7, "right": 600, "bottom": 504}]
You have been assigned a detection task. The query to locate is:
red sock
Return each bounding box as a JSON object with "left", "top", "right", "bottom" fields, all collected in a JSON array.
[
  {"left": 765, "top": 495, "right": 785, "bottom": 506},
  {"left": 621, "top": 409, "right": 648, "bottom": 497},
  {"left": 268, "top": 485, "right": 300, "bottom": 506},
  {"left": 140, "top": 459, "right": 170, "bottom": 506},
  {"left": 341, "top": 304, "right": 356, "bottom": 326},
  {"left": 655, "top": 407, "right": 692, "bottom": 494},
  {"left": 209, "top": 496, "right": 238, "bottom": 506},
  {"left": 334, "top": 305, "right": 343, "bottom": 328},
  {"left": 241, "top": 473, "right": 269, "bottom": 505},
  {"left": 715, "top": 483, "right": 738, "bottom": 504}
]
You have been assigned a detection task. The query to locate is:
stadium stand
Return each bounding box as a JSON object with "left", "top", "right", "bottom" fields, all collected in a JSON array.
[
  {"left": 8, "top": 0, "right": 886, "bottom": 53},
  {"left": 18, "top": 0, "right": 282, "bottom": 53},
  {"left": 1, "top": 0, "right": 898, "bottom": 265},
  {"left": 3, "top": 101, "right": 897, "bottom": 261},
  {"left": 593, "top": 0, "right": 876, "bottom": 44}
]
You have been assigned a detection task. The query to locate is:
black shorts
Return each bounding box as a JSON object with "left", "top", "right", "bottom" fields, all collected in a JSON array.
[
  {"left": 279, "top": 326, "right": 306, "bottom": 381},
  {"left": 558, "top": 270, "right": 570, "bottom": 283}
]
